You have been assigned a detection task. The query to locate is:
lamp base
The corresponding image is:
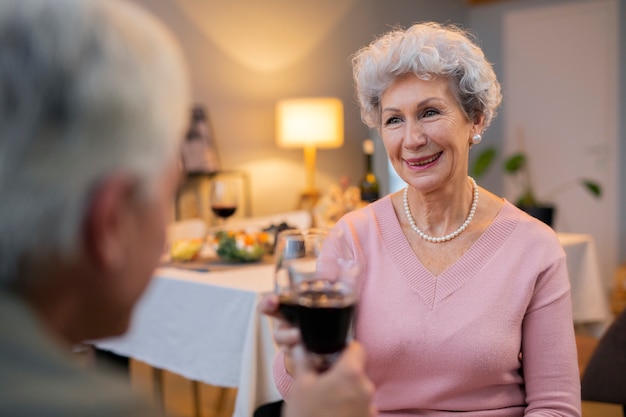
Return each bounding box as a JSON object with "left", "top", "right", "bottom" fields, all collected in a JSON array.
[{"left": 297, "top": 189, "right": 320, "bottom": 211}]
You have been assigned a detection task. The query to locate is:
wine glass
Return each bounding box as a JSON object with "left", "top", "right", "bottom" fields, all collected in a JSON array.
[
  {"left": 210, "top": 178, "right": 238, "bottom": 226},
  {"left": 274, "top": 228, "right": 327, "bottom": 324},
  {"left": 274, "top": 228, "right": 361, "bottom": 371}
]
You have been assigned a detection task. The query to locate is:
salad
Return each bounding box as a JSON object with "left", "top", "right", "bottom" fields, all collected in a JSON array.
[{"left": 209, "top": 230, "right": 270, "bottom": 262}]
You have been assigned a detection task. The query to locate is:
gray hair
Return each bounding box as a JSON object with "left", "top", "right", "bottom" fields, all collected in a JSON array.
[
  {"left": 352, "top": 22, "right": 502, "bottom": 130},
  {"left": 0, "top": 0, "right": 189, "bottom": 283}
]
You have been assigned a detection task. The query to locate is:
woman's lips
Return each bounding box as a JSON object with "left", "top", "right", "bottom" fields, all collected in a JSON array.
[{"left": 406, "top": 151, "right": 442, "bottom": 168}]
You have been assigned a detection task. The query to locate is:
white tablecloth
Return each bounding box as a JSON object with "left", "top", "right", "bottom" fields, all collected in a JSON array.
[
  {"left": 557, "top": 233, "right": 612, "bottom": 334},
  {"left": 95, "top": 263, "right": 281, "bottom": 417}
]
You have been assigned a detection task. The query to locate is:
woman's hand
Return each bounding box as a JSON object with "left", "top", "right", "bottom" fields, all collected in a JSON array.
[
  {"left": 284, "top": 342, "right": 376, "bottom": 417},
  {"left": 258, "top": 293, "right": 299, "bottom": 375}
]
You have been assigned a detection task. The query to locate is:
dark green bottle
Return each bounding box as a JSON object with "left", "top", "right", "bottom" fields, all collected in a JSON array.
[{"left": 359, "top": 139, "right": 379, "bottom": 203}]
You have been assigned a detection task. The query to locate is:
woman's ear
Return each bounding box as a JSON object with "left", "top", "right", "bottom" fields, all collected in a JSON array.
[
  {"left": 473, "top": 113, "right": 485, "bottom": 133},
  {"left": 83, "top": 174, "right": 136, "bottom": 272}
]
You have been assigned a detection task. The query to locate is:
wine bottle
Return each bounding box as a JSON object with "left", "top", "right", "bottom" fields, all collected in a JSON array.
[{"left": 359, "top": 139, "right": 379, "bottom": 203}]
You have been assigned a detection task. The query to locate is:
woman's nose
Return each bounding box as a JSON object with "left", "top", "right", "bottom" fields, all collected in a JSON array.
[{"left": 404, "top": 121, "right": 426, "bottom": 148}]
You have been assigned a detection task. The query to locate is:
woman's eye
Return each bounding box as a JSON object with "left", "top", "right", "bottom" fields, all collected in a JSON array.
[
  {"left": 384, "top": 116, "right": 402, "bottom": 126},
  {"left": 422, "top": 108, "right": 439, "bottom": 118}
]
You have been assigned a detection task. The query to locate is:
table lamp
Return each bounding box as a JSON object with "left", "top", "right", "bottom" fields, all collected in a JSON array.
[{"left": 276, "top": 97, "right": 344, "bottom": 208}]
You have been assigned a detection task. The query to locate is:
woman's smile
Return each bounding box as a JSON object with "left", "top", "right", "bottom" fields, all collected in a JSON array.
[{"left": 405, "top": 151, "right": 443, "bottom": 169}]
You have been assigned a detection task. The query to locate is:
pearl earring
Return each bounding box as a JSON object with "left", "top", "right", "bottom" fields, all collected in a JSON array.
[{"left": 472, "top": 134, "right": 482, "bottom": 144}]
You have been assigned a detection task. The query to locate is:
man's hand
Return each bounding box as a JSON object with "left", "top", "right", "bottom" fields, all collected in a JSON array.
[{"left": 283, "top": 342, "right": 376, "bottom": 417}]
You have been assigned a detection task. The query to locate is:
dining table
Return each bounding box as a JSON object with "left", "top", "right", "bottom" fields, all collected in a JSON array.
[
  {"left": 94, "top": 260, "right": 281, "bottom": 417},
  {"left": 557, "top": 233, "right": 612, "bottom": 335},
  {"left": 93, "top": 232, "right": 612, "bottom": 417}
]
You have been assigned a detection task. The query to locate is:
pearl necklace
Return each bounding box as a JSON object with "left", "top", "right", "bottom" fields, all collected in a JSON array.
[{"left": 403, "top": 177, "right": 478, "bottom": 243}]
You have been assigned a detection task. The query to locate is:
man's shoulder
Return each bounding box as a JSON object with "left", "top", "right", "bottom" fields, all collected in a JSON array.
[
  {"left": 0, "top": 291, "right": 162, "bottom": 417},
  {"left": 0, "top": 353, "right": 162, "bottom": 417}
]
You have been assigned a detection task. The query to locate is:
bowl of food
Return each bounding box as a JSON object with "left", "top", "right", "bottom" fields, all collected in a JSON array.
[
  {"left": 169, "top": 238, "right": 205, "bottom": 262},
  {"left": 209, "top": 230, "right": 270, "bottom": 263}
]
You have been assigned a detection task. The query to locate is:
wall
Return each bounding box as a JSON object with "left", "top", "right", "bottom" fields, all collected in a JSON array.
[
  {"left": 468, "top": 0, "right": 626, "bottom": 287},
  {"left": 131, "top": 0, "right": 467, "bottom": 216}
]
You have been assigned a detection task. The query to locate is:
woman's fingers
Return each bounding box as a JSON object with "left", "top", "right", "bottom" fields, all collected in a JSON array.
[
  {"left": 259, "top": 292, "right": 301, "bottom": 350},
  {"left": 258, "top": 293, "right": 280, "bottom": 317},
  {"left": 274, "top": 326, "right": 300, "bottom": 350}
]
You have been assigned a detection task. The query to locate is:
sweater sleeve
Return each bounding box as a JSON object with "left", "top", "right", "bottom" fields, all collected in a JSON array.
[
  {"left": 272, "top": 349, "right": 294, "bottom": 399},
  {"left": 522, "top": 255, "right": 581, "bottom": 416}
]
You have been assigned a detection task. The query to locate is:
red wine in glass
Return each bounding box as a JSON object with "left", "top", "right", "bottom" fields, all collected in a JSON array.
[
  {"left": 278, "top": 291, "right": 300, "bottom": 325},
  {"left": 211, "top": 205, "right": 237, "bottom": 219},
  {"left": 278, "top": 280, "right": 356, "bottom": 372},
  {"left": 210, "top": 179, "right": 238, "bottom": 225},
  {"left": 296, "top": 280, "right": 356, "bottom": 356}
]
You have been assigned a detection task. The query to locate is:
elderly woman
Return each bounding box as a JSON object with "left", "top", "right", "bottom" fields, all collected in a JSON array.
[
  {"left": 0, "top": 1, "right": 373, "bottom": 416},
  {"left": 269, "top": 22, "right": 581, "bottom": 416}
]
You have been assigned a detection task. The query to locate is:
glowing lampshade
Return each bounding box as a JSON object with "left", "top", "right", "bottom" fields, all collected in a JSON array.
[{"left": 276, "top": 98, "right": 344, "bottom": 199}]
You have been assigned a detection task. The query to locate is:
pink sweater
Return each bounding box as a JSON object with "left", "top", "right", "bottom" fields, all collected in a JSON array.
[{"left": 273, "top": 196, "right": 581, "bottom": 416}]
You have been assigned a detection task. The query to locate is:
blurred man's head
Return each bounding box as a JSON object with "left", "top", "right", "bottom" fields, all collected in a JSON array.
[{"left": 0, "top": 0, "right": 189, "bottom": 342}]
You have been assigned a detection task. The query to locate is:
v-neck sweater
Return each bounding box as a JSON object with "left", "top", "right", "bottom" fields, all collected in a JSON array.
[{"left": 273, "top": 195, "right": 581, "bottom": 416}]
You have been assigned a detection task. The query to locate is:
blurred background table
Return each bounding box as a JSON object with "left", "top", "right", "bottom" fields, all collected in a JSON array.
[
  {"left": 94, "top": 262, "right": 280, "bottom": 417},
  {"left": 557, "top": 233, "right": 612, "bottom": 336}
]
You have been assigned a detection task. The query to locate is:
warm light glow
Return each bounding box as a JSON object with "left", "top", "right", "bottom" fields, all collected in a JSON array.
[
  {"left": 276, "top": 98, "right": 344, "bottom": 148},
  {"left": 174, "top": 0, "right": 356, "bottom": 72}
]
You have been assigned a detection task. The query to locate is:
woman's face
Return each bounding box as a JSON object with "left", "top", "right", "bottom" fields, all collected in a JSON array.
[{"left": 380, "top": 74, "right": 480, "bottom": 193}]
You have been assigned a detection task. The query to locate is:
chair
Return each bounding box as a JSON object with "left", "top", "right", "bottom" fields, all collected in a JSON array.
[
  {"left": 581, "top": 308, "right": 626, "bottom": 413},
  {"left": 253, "top": 400, "right": 284, "bottom": 417}
]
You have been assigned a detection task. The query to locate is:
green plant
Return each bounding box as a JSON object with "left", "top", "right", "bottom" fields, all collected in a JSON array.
[{"left": 471, "top": 147, "right": 602, "bottom": 207}]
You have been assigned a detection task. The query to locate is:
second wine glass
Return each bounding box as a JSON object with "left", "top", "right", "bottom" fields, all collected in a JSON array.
[
  {"left": 274, "top": 228, "right": 328, "bottom": 325},
  {"left": 274, "top": 228, "right": 361, "bottom": 372},
  {"left": 210, "top": 178, "right": 238, "bottom": 226}
]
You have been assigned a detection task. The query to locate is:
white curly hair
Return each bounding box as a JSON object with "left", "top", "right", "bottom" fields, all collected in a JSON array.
[{"left": 352, "top": 22, "right": 502, "bottom": 130}]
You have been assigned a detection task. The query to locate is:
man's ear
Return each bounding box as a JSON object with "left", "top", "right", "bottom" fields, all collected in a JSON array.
[{"left": 83, "top": 175, "right": 136, "bottom": 272}]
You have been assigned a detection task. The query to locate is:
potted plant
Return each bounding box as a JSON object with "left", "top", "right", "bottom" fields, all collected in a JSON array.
[{"left": 471, "top": 147, "right": 602, "bottom": 226}]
